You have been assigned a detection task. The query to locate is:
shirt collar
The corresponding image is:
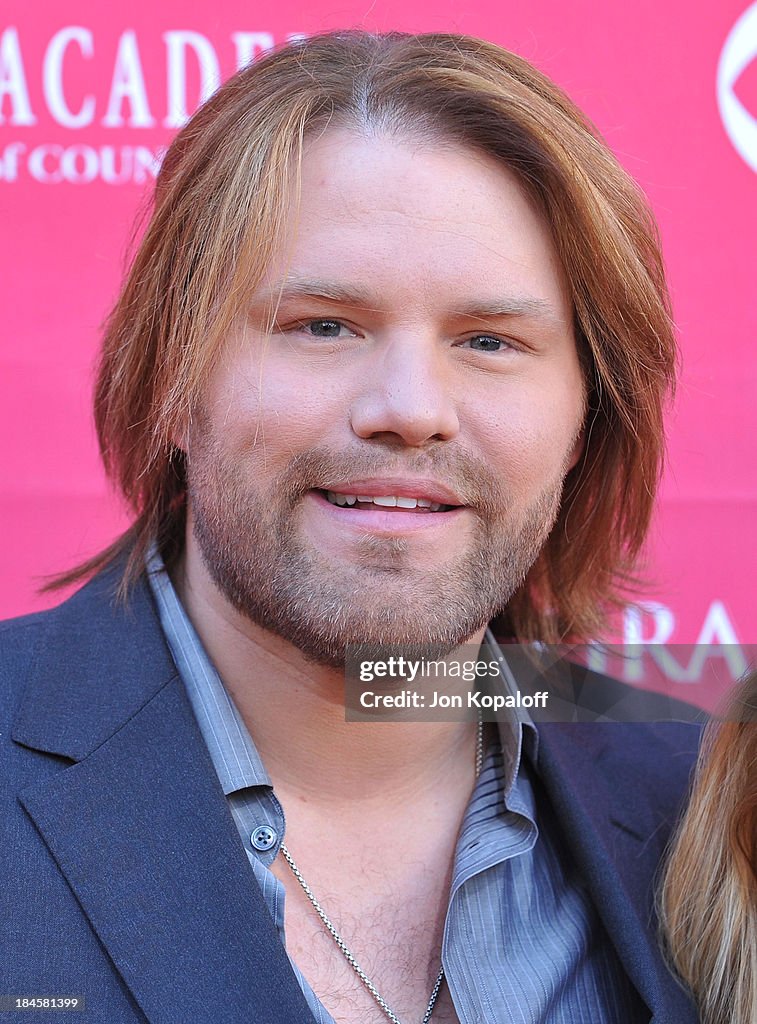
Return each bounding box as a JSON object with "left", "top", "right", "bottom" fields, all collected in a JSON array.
[
  {"left": 146, "top": 542, "right": 271, "bottom": 795},
  {"left": 483, "top": 627, "right": 540, "bottom": 802}
]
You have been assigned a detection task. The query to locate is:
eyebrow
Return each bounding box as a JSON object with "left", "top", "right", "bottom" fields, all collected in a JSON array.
[{"left": 256, "top": 277, "right": 563, "bottom": 324}]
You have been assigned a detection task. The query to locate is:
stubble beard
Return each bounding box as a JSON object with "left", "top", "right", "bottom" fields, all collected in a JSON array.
[{"left": 187, "top": 437, "right": 567, "bottom": 668}]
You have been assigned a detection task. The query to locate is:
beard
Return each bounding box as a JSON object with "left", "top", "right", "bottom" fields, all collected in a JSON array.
[{"left": 186, "top": 426, "right": 569, "bottom": 668}]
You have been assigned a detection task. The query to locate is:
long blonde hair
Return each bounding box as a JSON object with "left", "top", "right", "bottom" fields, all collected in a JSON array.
[
  {"left": 54, "top": 31, "right": 677, "bottom": 642},
  {"left": 660, "top": 673, "right": 757, "bottom": 1024}
]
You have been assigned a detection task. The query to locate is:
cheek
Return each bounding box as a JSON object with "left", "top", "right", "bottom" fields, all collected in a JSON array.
[
  {"left": 463, "top": 384, "right": 584, "bottom": 484},
  {"left": 204, "top": 355, "right": 348, "bottom": 459}
]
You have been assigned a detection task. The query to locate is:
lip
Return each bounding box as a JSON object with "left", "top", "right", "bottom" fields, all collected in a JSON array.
[
  {"left": 306, "top": 489, "right": 467, "bottom": 533},
  {"left": 316, "top": 477, "right": 465, "bottom": 506}
]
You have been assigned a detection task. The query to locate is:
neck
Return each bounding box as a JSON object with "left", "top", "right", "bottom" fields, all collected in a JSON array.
[{"left": 172, "top": 541, "right": 486, "bottom": 808}]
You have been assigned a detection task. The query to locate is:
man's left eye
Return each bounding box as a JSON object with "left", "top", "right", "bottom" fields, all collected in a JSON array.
[{"left": 465, "top": 335, "right": 510, "bottom": 352}]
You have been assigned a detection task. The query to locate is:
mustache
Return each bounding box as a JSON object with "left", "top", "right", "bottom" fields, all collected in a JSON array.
[{"left": 275, "top": 446, "right": 507, "bottom": 514}]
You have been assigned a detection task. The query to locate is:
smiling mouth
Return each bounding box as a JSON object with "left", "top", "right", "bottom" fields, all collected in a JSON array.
[{"left": 318, "top": 489, "right": 456, "bottom": 513}]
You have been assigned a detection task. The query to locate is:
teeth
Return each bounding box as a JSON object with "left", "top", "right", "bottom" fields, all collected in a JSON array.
[{"left": 324, "top": 491, "right": 448, "bottom": 511}]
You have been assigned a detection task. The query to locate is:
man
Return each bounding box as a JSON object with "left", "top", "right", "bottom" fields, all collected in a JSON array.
[{"left": 1, "top": 31, "right": 699, "bottom": 1024}]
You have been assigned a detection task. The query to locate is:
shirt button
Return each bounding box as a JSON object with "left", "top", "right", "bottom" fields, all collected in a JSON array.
[{"left": 251, "top": 825, "right": 278, "bottom": 851}]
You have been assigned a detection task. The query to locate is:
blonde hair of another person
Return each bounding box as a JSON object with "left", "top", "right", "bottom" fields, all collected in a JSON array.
[
  {"left": 660, "top": 672, "right": 757, "bottom": 1024},
  {"left": 51, "top": 31, "right": 677, "bottom": 643}
]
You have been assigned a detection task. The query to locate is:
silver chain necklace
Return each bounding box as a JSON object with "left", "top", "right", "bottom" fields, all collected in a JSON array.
[{"left": 279, "top": 718, "right": 485, "bottom": 1024}]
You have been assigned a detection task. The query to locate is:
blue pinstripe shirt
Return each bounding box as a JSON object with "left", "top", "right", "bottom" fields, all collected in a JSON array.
[{"left": 147, "top": 548, "right": 639, "bottom": 1023}]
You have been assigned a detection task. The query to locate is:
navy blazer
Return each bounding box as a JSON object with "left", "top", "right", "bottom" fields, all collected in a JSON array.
[{"left": 1, "top": 563, "right": 701, "bottom": 1023}]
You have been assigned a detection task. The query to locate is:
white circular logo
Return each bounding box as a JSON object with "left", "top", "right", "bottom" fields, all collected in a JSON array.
[{"left": 718, "top": 1, "right": 757, "bottom": 171}]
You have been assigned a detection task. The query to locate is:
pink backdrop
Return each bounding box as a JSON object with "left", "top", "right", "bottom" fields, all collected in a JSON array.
[{"left": 2, "top": 1, "right": 755, "bottom": 702}]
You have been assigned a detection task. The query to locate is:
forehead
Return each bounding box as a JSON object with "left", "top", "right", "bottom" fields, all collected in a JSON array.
[{"left": 259, "top": 127, "right": 571, "bottom": 323}]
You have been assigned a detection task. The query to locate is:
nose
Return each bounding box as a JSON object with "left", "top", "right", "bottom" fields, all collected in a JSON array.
[{"left": 349, "top": 332, "right": 460, "bottom": 447}]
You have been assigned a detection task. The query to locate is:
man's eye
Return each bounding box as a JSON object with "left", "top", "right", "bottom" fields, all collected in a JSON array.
[
  {"left": 466, "top": 335, "right": 511, "bottom": 352},
  {"left": 299, "top": 319, "right": 353, "bottom": 338}
]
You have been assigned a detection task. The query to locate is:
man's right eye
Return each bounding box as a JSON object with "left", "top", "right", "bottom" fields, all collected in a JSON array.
[{"left": 297, "top": 319, "right": 354, "bottom": 338}]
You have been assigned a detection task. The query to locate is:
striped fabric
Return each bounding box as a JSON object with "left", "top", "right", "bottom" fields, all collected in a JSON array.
[{"left": 147, "top": 547, "right": 639, "bottom": 1023}]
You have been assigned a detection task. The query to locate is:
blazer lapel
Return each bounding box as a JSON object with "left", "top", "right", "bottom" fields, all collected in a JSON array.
[
  {"left": 13, "top": 568, "right": 315, "bottom": 1024},
  {"left": 536, "top": 722, "right": 698, "bottom": 1024}
]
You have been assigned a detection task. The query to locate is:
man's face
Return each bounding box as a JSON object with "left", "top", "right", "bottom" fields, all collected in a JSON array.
[{"left": 184, "top": 129, "right": 585, "bottom": 664}]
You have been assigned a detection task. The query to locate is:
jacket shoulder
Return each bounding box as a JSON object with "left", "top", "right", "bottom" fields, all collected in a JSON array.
[
  {"left": 0, "top": 604, "right": 61, "bottom": 729},
  {"left": 0, "top": 566, "right": 122, "bottom": 713},
  {"left": 1, "top": 558, "right": 177, "bottom": 768}
]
